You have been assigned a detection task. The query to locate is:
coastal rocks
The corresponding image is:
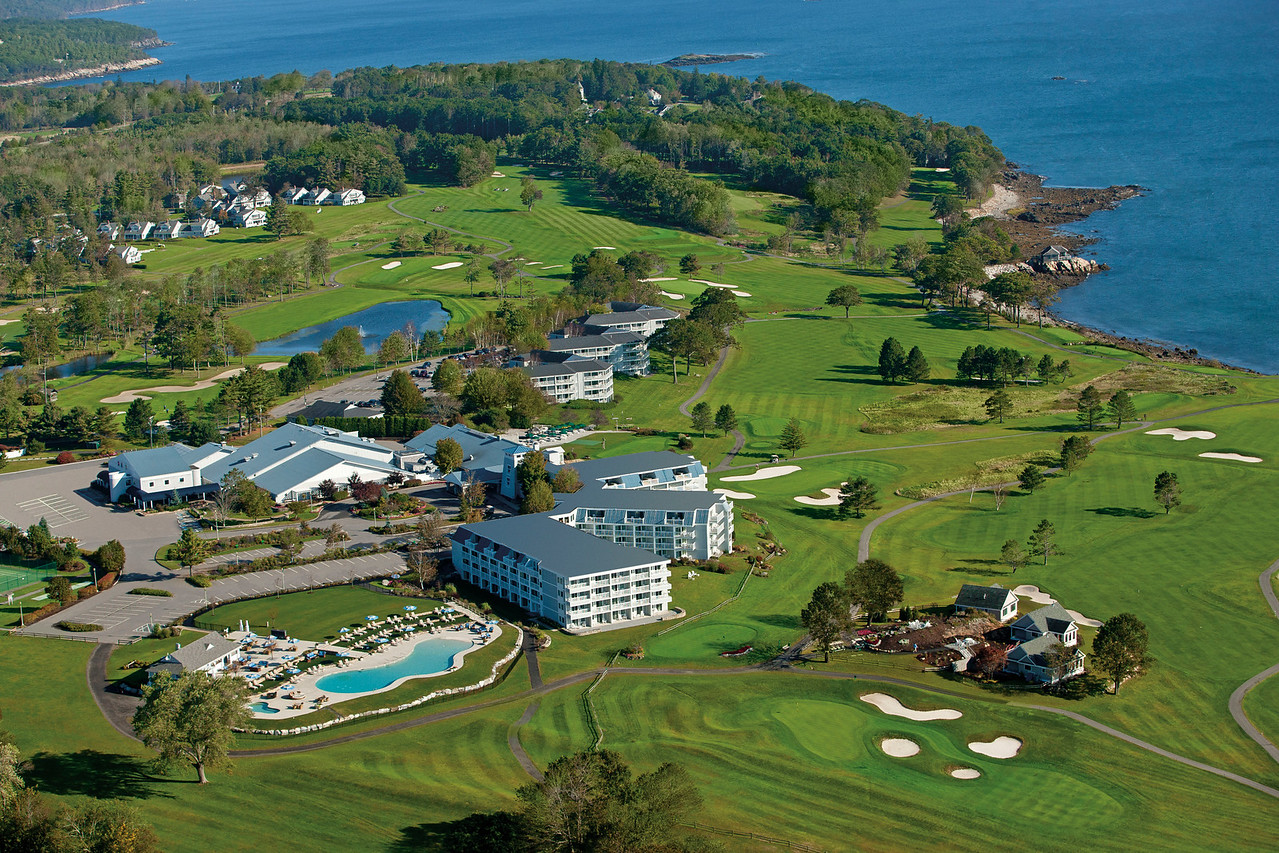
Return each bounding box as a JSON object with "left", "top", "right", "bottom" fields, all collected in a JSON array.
[
  {"left": 0, "top": 56, "right": 161, "bottom": 87},
  {"left": 1030, "top": 256, "right": 1102, "bottom": 276}
]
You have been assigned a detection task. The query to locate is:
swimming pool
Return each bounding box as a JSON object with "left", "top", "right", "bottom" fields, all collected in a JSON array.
[
  {"left": 250, "top": 702, "right": 280, "bottom": 715},
  {"left": 314, "top": 637, "right": 472, "bottom": 694}
]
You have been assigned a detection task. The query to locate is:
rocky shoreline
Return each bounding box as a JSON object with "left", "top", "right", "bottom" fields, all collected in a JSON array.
[
  {"left": 662, "top": 53, "right": 762, "bottom": 68},
  {"left": 0, "top": 56, "right": 161, "bottom": 87},
  {"left": 979, "top": 170, "right": 1247, "bottom": 370}
]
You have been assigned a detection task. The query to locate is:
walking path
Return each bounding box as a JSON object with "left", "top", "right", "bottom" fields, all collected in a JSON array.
[
  {"left": 1228, "top": 558, "right": 1279, "bottom": 764},
  {"left": 87, "top": 643, "right": 141, "bottom": 742}
]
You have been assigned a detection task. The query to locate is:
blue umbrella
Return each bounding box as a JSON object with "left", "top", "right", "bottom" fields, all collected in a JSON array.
[
  {"left": 404, "top": 605, "right": 417, "bottom": 612},
  {"left": 339, "top": 627, "right": 349, "bottom": 633},
  {"left": 366, "top": 615, "right": 378, "bottom": 621}
]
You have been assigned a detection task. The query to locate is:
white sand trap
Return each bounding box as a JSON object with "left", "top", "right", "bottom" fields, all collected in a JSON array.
[
  {"left": 860, "top": 692, "right": 962, "bottom": 721},
  {"left": 1147, "top": 427, "right": 1216, "bottom": 441},
  {"left": 641, "top": 277, "right": 677, "bottom": 282},
  {"left": 934, "top": 167, "right": 951, "bottom": 172},
  {"left": 380, "top": 261, "right": 402, "bottom": 270},
  {"left": 524, "top": 261, "right": 543, "bottom": 265},
  {"left": 100, "top": 362, "right": 284, "bottom": 404},
  {"left": 950, "top": 768, "right": 981, "bottom": 779},
  {"left": 968, "top": 737, "right": 1022, "bottom": 759},
  {"left": 0, "top": 319, "right": 18, "bottom": 326},
  {"left": 661, "top": 291, "right": 685, "bottom": 300},
  {"left": 713, "top": 488, "right": 755, "bottom": 500},
  {"left": 795, "top": 487, "right": 842, "bottom": 507},
  {"left": 692, "top": 279, "right": 734, "bottom": 288},
  {"left": 1199, "top": 452, "right": 1263, "bottom": 463},
  {"left": 1013, "top": 584, "right": 1053, "bottom": 605},
  {"left": 733, "top": 290, "right": 751, "bottom": 297},
  {"left": 491, "top": 171, "right": 505, "bottom": 177},
  {"left": 1013, "top": 585, "right": 1102, "bottom": 627},
  {"left": 541, "top": 264, "right": 563, "bottom": 269},
  {"left": 880, "top": 738, "right": 920, "bottom": 758},
  {"left": 722, "top": 465, "right": 801, "bottom": 483},
  {"left": 593, "top": 246, "right": 616, "bottom": 250},
  {"left": 431, "top": 261, "right": 463, "bottom": 270}
]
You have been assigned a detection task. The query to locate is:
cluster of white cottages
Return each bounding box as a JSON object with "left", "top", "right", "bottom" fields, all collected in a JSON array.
[
  {"left": 96, "top": 182, "right": 366, "bottom": 265},
  {"left": 101, "top": 421, "right": 733, "bottom": 634}
]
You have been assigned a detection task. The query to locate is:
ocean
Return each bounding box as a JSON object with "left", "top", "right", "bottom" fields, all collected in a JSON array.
[{"left": 86, "top": 0, "right": 1279, "bottom": 371}]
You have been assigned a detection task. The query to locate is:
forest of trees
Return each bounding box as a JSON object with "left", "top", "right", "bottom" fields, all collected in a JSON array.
[{"left": 0, "top": 17, "right": 158, "bottom": 82}]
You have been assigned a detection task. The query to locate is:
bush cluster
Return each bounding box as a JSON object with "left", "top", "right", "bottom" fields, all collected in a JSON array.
[{"left": 55, "top": 621, "right": 103, "bottom": 632}]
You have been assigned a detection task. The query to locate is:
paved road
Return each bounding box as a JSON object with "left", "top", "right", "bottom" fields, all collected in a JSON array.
[
  {"left": 17, "top": 551, "right": 407, "bottom": 642},
  {"left": 1228, "top": 558, "right": 1279, "bottom": 764},
  {"left": 87, "top": 643, "right": 141, "bottom": 741}
]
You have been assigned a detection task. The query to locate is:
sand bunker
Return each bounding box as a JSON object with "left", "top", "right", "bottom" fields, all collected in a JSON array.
[
  {"left": 950, "top": 768, "right": 982, "bottom": 779},
  {"left": 713, "top": 488, "right": 755, "bottom": 500},
  {"left": 1147, "top": 427, "right": 1215, "bottom": 441},
  {"left": 860, "top": 693, "right": 962, "bottom": 721},
  {"left": 491, "top": 171, "right": 505, "bottom": 177},
  {"left": 0, "top": 319, "right": 18, "bottom": 326},
  {"left": 380, "top": 261, "right": 402, "bottom": 270},
  {"left": 880, "top": 738, "right": 920, "bottom": 758},
  {"left": 431, "top": 261, "right": 463, "bottom": 270},
  {"left": 1013, "top": 585, "right": 1102, "bottom": 628},
  {"left": 660, "top": 291, "right": 685, "bottom": 300},
  {"left": 732, "top": 290, "right": 752, "bottom": 297},
  {"left": 692, "top": 279, "right": 733, "bottom": 288},
  {"left": 593, "top": 246, "right": 616, "bottom": 250},
  {"left": 641, "top": 277, "right": 676, "bottom": 282},
  {"left": 968, "top": 737, "right": 1022, "bottom": 759},
  {"left": 541, "top": 264, "right": 563, "bottom": 269},
  {"left": 524, "top": 261, "right": 542, "bottom": 266},
  {"left": 1199, "top": 452, "right": 1262, "bottom": 463},
  {"left": 101, "top": 362, "right": 286, "bottom": 404},
  {"left": 722, "top": 465, "right": 801, "bottom": 483},
  {"left": 795, "top": 487, "right": 842, "bottom": 507}
]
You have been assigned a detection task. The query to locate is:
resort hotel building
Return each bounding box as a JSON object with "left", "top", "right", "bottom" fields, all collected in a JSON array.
[{"left": 451, "top": 448, "right": 732, "bottom": 632}]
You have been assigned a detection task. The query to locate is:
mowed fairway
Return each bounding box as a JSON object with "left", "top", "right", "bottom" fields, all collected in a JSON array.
[{"left": 519, "top": 676, "right": 1279, "bottom": 851}]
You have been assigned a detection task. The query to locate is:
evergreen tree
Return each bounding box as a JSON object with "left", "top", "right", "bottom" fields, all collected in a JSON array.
[
  {"left": 1000, "top": 538, "right": 1026, "bottom": 573},
  {"left": 123, "top": 398, "right": 154, "bottom": 442},
  {"left": 168, "top": 400, "right": 192, "bottom": 443},
  {"left": 984, "top": 388, "right": 1012, "bottom": 423},
  {"left": 1018, "top": 464, "right": 1045, "bottom": 494},
  {"left": 516, "top": 450, "right": 548, "bottom": 496},
  {"left": 1153, "top": 470, "right": 1182, "bottom": 514},
  {"left": 1108, "top": 389, "right": 1137, "bottom": 429},
  {"left": 1076, "top": 384, "right": 1106, "bottom": 429},
  {"left": 877, "top": 337, "right": 908, "bottom": 383},
  {"left": 1027, "top": 518, "right": 1058, "bottom": 565},
  {"left": 265, "top": 196, "right": 290, "bottom": 240},
  {"left": 1059, "top": 434, "right": 1093, "bottom": 475},
  {"left": 678, "top": 253, "right": 700, "bottom": 276},
  {"left": 778, "top": 417, "right": 808, "bottom": 458},
  {"left": 689, "top": 401, "right": 713, "bottom": 437},
  {"left": 714, "top": 403, "right": 738, "bottom": 436},
  {"left": 904, "top": 345, "right": 930, "bottom": 382},
  {"left": 837, "top": 476, "right": 878, "bottom": 519},
  {"left": 380, "top": 369, "right": 425, "bottom": 416}
]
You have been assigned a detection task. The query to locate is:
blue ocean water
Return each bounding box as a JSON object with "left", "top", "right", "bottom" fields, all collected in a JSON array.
[{"left": 90, "top": 0, "right": 1279, "bottom": 371}]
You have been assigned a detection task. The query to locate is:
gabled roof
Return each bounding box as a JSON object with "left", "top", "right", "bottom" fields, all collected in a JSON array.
[
  {"left": 161, "top": 634, "right": 241, "bottom": 671},
  {"left": 453, "top": 514, "right": 667, "bottom": 579},
  {"left": 583, "top": 303, "right": 679, "bottom": 327},
  {"left": 1007, "top": 634, "right": 1083, "bottom": 667},
  {"left": 403, "top": 423, "right": 523, "bottom": 473},
  {"left": 1011, "top": 602, "right": 1076, "bottom": 637},
  {"left": 542, "top": 332, "right": 641, "bottom": 353},
  {"left": 548, "top": 451, "right": 702, "bottom": 488},
  {"left": 121, "top": 443, "right": 229, "bottom": 479},
  {"left": 202, "top": 422, "right": 392, "bottom": 487},
  {"left": 954, "top": 583, "right": 1016, "bottom": 611},
  {"left": 526, "top": 358, "right": 611, "bottom": 378},
  {"left": 249, "top": 447, "right": 397, "bottom": 497}
]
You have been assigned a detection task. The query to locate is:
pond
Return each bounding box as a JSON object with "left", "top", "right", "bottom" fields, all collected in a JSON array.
[
  {"left": 1, "top": 351, "right": 115, "bottom": 378},
  {"left": 255, "top": 300, "right": 449, "bottom": 358},
  {"left": 313, "top": 637, "right": 472, "bottom": 694}
]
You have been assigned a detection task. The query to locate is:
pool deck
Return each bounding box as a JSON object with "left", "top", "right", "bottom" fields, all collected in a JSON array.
[{"left": 241, "top": 604, "right": 503, "bottom": 720}]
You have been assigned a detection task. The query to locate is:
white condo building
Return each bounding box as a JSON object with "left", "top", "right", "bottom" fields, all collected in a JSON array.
[
  {"left": 548, "top": 488, "right": 734, "bottom": 560},
  {"left": 452, "top": 514, "right": 672, "bottom": 631}
]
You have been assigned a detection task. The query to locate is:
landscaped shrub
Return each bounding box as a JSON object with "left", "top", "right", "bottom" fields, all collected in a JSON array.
[
  {"left": 97, "top": 572, "right": 118, "bottom": 590},
  {"left": 92, "top": 540, "right": 127, "bottom": 574},
  {"left": 55, "top": 451, "right": 76, "bottom": 464},
  {"left": 128, "top": 588, "right": 174, "bottom": 597},
  {"left": 56, "top": 621, "right": 102, "bottom": 632},
  {"left": 149, "top": 625, "right": 180, "bottom": 639},
  {"left": 402, "top": 478, "right": 424, "bottom": 488},
  {"left": 186, "top": 575, "right": 212, "bottom": 588}
]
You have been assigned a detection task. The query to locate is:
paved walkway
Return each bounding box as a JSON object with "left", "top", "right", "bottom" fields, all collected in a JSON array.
[
  {"left": 87, "top": 643, "right": 141, "bottom": 741},
  {"left": 17, "top": 551, "right": 407, "bottom": 642},
  {"left": 1228, "top": 558, "right": 1279, "bottom": 764}
]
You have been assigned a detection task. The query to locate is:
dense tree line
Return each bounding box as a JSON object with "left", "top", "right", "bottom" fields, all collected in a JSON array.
[{"left": 0, "top": 17, "right": 158, "bottom": 82}]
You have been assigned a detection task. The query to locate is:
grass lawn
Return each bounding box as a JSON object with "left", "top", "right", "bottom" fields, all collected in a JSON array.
[
  {"left": 520, "top": 674, "right": 1279, "bottom": 851},
  {"left": 199, "top": 586, "right": 438, "bottom": 642}
]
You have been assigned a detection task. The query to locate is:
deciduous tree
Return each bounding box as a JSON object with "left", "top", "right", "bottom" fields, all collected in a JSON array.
[
  {"left": 1091, "top": 613, "right": 1152, "bottom": 694},
  {"left": 844, "top": 558, "right": 904, "bottom": 625},
  {"left": 132, "top": 670, "right": 250, "bottom": 784},
  {"left": 380, "top": 368, "right": 425, "bottom": 416},
  {"left": 170, "top": 527, "right": 209, "bottom": 576},
  {"left": 432, "top": 358, "right": 464, "bottom": 396},
  {"left": 434, "top": 437, "right": 463, "bottom": 474},
  {"left": 801, "top": 582, "right": 851, "bottom": 663},
  {"left": 825, "top": 284, "right": 862, "bottom": 318},
  {"left": 1000, "top": 538, "right": 1026, "bottom": 573},
  {"left": 519, "top": 177, "right": 543, "bottom": 211}
]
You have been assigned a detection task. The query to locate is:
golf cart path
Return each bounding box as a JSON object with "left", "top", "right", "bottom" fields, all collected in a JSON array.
[
  {"left": 1228, "top": 557, "right": 1279, "bottom": 764},
  {"left": 228, "top": 662, "right": 1279, "bottom": 798},
  {"left": 87, "top": 643, "right": 142, "bottom": 742},
  {"left": 672, "top": 344, "right": 747, "bottom": 471}
]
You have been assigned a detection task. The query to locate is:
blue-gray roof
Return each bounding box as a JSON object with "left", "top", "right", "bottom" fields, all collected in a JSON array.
[
  {"left": 1012, "top": 603, "right": 1076, "bottom": 637},
  {"left": 954, "top": 583, "right": 1016, "bottom": 611},
  {"left": 122, "top": 443, "right": 221, "bottom": 478},
  {"left": 404, "top": 424, "right": 522, "bottom": 473},
  {"left": 526, "top": 358, "right": 610, "bottom": 378},
  {"left": 453, "top": 514, "right": 667, "bottom": 579},
  {"left": 553, "top": 487, "right": 724, "bottom": 513},
  {"left": 1008, "top": 634, "right": 1083, "bottom": 667},
  {"left": 550, "top": 451, "right": 703, "bottom": 489},
  {"left": 202, "top": 422, "right": 392, "bottom": 490}
]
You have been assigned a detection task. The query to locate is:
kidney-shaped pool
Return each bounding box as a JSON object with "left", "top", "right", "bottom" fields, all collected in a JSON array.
[{"left": 314, "top": 637, "right": 472, "bottom": 694}]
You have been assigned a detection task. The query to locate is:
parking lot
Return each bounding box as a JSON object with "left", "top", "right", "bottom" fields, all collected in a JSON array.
[{"left": 270, "top": 359, "right": 449, "bottom": 420}]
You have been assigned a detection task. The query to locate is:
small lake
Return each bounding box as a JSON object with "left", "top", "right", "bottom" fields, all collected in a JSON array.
[
  {"left": 255, "top": 300, "right": 449, "bottom": 358},
  {"left": 1, "top": 351, "right": 114, "bottom": 379},
  {"left": 314, "top": 637, "right": 471, "bottom": 694}
]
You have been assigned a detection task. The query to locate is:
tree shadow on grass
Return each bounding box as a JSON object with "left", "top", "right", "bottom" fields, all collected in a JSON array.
[
  {"left": 756, "top": 613, "right": 801, "bottom": 630},
  {"left": 944, "top": 561, "right": 1013, "bottom": 578},
  {"left": 786, "top": 505, "right": 840, "bottom": 522},
  {"left": 25, "top": 750, "right": 176, "bottom": 800},
  {"left": 1087, "top": 506, "right": 1157, "bottom": 519},
  {"left": 388, "top": 813, "right": 523, "bottom": 853}
]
